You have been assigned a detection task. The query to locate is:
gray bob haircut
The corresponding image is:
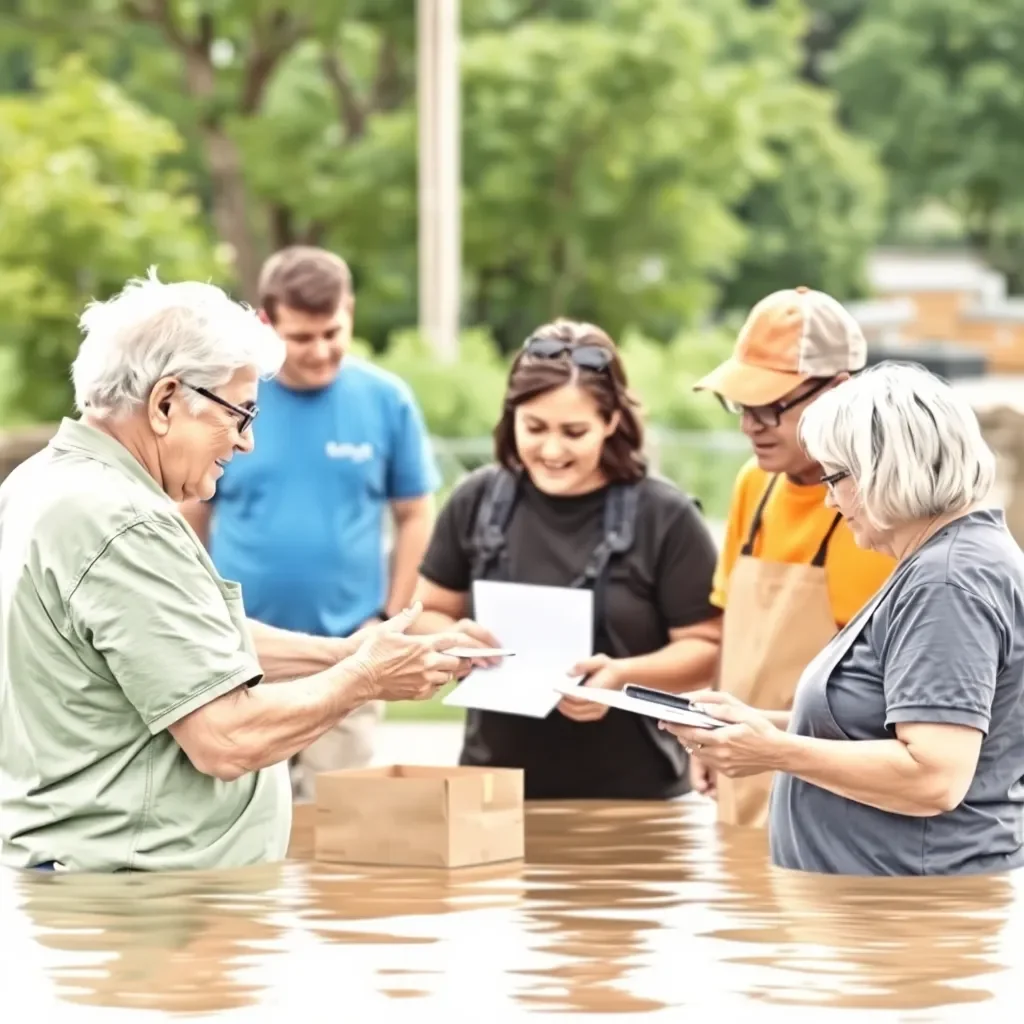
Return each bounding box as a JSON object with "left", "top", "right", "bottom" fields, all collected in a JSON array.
[
  {"left": 71, "top": 268, "right": 286, "bottom": 417},
  {"left": 798, "top": 361, "right": 996, "bottom": 529}
]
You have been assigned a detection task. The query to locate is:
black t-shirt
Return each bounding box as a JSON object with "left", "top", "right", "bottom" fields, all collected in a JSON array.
[{"left": 420, "top": 465, "right": 721, "bottom": 800}]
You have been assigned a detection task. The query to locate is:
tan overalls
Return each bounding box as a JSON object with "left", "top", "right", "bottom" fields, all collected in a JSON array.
[{"left": 715, "top": 474, "right": 842, "bottom": 827}]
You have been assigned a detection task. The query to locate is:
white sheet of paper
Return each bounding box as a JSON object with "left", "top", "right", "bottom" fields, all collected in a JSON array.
[
  {"left": 550, "top": 681, "right": 726, "bottom": 730},
  {"left": 443, "top": 580, "right": 593, "bottom": 718}
]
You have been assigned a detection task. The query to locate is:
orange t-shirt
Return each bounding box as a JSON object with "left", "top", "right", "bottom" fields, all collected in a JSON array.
[{"left": 710, "top": 458, "right": 895, "bottom": 627}]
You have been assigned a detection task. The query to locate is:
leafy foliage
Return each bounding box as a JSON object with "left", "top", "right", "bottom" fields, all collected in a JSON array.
[
  {"left": 0, "top": 0, "right": 891, "bottom": 423},
  {"left": 0, "top": 55, "right": 225, "bottom": 421},
  {"left": 827, "top": 0, "right": 1024, "bottom": 282},
  {"left": 368, "top": 323, "right": 736, "bottom": 441}
]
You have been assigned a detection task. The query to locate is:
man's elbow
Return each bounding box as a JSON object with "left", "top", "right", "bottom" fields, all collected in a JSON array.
[
  {"left": 201, "top": 756, "right": 250, "bottom": 783},
  {"left": 913, "top": 775, "right": 972, "bottom": 816},
  {"left": 170, "top": 712, "right": 253, "bottom": 783},
  {"left": 182, "top": 743, "right": 250, "bottom": 783},
  {"left": 392, "top": 496, "right": 433, "bottom": 528}
]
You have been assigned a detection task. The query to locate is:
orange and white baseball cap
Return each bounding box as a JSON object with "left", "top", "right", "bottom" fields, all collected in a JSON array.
[{"left": 694, "top": 286, "right": 867, "bottom": 406}]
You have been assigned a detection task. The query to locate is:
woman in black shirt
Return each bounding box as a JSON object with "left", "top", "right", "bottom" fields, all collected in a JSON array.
[{"left": 411, "top": 319, "right": 723, "bottom": 800}]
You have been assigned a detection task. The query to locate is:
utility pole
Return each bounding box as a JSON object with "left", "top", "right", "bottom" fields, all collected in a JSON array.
[{"left": 417, "top": 0, "right": 461, "bottom": 362}]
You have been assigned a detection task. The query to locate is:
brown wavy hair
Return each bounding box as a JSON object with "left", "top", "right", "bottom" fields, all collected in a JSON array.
[{"left": 493, "top": 319, "right": 647, "bottom": 484}]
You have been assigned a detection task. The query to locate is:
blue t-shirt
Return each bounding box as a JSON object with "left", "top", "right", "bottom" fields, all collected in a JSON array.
[{"left": 208, "top": 359, "right": 440, "bottom": 638}]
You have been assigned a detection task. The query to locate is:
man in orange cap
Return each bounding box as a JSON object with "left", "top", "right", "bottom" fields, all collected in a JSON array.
[{"left": 690, "top": 286, "right": 894, "bottom": 827}]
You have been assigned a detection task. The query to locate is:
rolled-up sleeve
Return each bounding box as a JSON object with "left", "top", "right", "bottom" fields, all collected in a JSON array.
[
  {"left": 882, "top": 582, "right": 1004, "bottom": 735},
  {"left": 66, "top": 518, "right": 262, "bottom": 734}
]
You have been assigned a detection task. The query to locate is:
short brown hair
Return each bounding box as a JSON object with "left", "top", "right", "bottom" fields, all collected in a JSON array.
[
  {"left": 493, "top": 319, "right": 647, "bottom": 484},
  {"left": 258, "top": 246, "right": 354, "bottom": 322}
]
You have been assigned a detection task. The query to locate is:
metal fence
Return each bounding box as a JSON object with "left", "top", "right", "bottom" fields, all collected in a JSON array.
[{"left": 430, "top": 428, "right": 749, "bottom": 522}]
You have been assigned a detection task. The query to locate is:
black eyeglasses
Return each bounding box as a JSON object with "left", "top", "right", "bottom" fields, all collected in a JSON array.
[
  {"left": 183, "top": 383, "right": 259, "bottom": 434},
  {"left": 717, "top": 377, "right": 834, "bottom": 428},
  {"left": 820, "top": 469, "right": 850, "bottom": 488},
  {"left": 522, "top": 336, "right": 614, "bottom": 371}
]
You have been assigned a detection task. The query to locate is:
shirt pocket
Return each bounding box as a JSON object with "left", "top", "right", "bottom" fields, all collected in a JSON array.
[{"left": 215, "top": 577, "right": 256, "bottom": 662}]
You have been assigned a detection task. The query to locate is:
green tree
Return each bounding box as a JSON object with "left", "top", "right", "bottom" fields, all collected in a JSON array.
[
  {"left": 6, "top": 1, "right": 552, "bottom": 303},
  {"left": 0, "top": 55, "right": 225, "bottom": 422},
  {"left": 9, "top": 0, "right": 349, "bottom": 300},
  {"left": 5, "top": 0, "right": 886, "bottom": 363},
  {"left": 688, "top": 0, "right": 885, "bottom": 311},
  {"left": 718, "top": 82, "right": 885, "bottom": 310},
  {"left": 827, "top": 0, "right": 1024, "bottom": 285},
  {"left": 800, "top": 0, "right": 868, "bottom": 86},
  {"left": 265, "top": 0, "right": 885, "bottom": 347}
]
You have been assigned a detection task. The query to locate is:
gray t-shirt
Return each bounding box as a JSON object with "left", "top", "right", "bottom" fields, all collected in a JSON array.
[{"left": 770, "top": 508, "right": 1024, "bottom": 876}]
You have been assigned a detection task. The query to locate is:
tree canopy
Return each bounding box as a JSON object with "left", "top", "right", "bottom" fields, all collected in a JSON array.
[{"left": 1, "top": 0, "right": 1009, "bottom": 426}]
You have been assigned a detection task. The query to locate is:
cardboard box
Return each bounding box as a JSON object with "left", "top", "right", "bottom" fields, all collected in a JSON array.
[
  {"left": 314, "top": 764, "right": 525, "bottom": 868},
  {"left": 287, "top": 801, "right": 317, "bottom": 860}
]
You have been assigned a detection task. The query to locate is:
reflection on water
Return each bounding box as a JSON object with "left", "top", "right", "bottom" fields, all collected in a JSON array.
[{"left": 3, "top": 799, "right": 1023, "bottom": 1020}]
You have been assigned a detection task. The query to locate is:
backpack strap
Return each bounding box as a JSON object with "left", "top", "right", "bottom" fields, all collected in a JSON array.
[
  {"left": 570, "top": 482, "right": 640, "bottom": 590},
  {"left": 571, "top": 482, "right": 641, "bottom": 634},
  {"left": 469, "top": 467, "right": 521, "bottom": 580},
  {"left": 469, "top": 472, "right": 640, "bottom": 636}
]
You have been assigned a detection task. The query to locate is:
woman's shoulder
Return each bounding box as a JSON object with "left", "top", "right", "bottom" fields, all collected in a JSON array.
[
  {"left": 439, "top": 463, "right": 514, "bottom": 530},
  {"left": 442, "top": 466, "right": 704, "bottom": 530},
  {"left": 895, "top": 508, "right": 1024, "bottom": 613},
  {"left": 446, "top": 463, "right": 508, "bottom": 503},
  {"left": 902, "top": 509, "right": 1016, "bottom": 579},
  {"left": 620, "top": 474, "right": 714, "bottom": 560},
  {"left": 634, "top": 472, "right": 704, "bottom": 523}
]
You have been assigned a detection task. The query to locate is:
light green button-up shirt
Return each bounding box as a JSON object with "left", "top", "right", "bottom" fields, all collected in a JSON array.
[{"left": 0, "top": 418, "right": 291, "bottom": 872}]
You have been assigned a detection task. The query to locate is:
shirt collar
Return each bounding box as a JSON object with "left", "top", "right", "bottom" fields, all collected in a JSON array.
[{"left": 49, "top": 417, "right": 171, "bottom": 503}]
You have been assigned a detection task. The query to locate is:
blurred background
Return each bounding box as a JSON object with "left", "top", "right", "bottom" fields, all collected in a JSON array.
[{"left": 2, "top": 0, "right": 1024, "bottom": 556}]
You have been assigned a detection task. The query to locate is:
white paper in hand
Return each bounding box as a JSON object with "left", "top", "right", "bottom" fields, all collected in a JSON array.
[{"left": 443, "top": 580, "right": 593, "bottom": 718}]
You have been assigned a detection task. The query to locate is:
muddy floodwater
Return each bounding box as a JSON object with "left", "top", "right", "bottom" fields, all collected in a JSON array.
[{"left": 4, "top": 800, "right": 1023, "bottom": 1021}]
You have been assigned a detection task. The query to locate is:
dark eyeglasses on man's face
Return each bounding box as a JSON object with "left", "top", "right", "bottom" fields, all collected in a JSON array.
[
  {"left": 182, "top": 383, "right": 258, "bottom": 434},
  {"left": 717, "top": 376, "right": 833, "bottom": 428},
  {"left": 522, "top": 336, "right": 613, "bottom": 372}
]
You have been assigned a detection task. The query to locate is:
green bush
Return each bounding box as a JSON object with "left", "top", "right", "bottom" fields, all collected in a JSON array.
[{"left": 371, "top": 327, "right": 509, "bottom": 439}]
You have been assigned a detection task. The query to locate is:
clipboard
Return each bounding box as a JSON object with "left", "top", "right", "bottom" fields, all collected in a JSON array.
[{"left": 551, "top": 682, "right": 726, "bottom": 730}]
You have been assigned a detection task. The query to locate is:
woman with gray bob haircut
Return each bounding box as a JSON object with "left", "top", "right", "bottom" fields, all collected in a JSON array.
[
  {"left": 663, "top": 362, "right": 1024, "bottom": 876},
  {"left": 0, "top": 270, "right": 474, "bottom": 874}
]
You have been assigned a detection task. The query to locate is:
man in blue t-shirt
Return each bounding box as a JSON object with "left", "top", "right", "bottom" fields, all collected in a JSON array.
[{"left": 181, "top": 246, "right": 440, "bottom": 795}]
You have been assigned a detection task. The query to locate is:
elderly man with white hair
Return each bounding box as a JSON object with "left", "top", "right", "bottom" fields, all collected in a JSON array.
[
  {"left": 666, "top": 362, "right": 1024, "bottom": 877},
  {"left": 0, "top": 272, "right": 474, "bottom": 874}
]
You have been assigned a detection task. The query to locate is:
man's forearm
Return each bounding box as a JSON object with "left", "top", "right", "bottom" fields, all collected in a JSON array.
[
  {"left": 387, "top": 511, "right": 432, "bottom": 615},
  {"left": 246, "top": 618, "right": 361, "bottom": 682},
  {"left": 181, "top": 657, "right": 378, "bottom": 781}
]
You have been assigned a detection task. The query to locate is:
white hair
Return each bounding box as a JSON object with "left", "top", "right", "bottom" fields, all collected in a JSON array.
[
  {"left": 798, "top": 361, "right": 996, "bottom": 529},
  {"left": 71, "top": 268, "right": 286, "bottom": 417}
]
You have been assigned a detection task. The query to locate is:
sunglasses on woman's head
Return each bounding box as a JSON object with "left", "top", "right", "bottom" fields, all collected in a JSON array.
[{"left": 522, "top": 336, "right": 614, "bottom": 371}]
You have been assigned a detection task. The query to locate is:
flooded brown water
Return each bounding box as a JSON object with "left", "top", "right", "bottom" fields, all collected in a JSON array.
[{"left": 3, "top": 799, "right": 1022, "bottom": 1021}]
